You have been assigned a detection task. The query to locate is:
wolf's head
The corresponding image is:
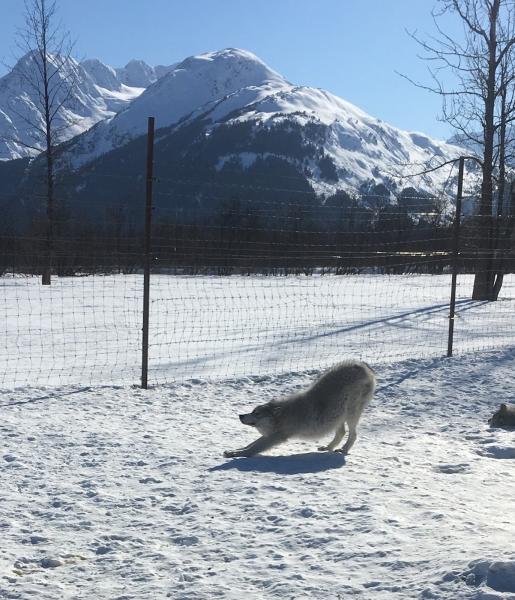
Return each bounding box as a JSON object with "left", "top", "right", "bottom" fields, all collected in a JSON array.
[
  {"left": 489, "top": 403, "right": 515, "bottom": 428},
  {"left": 239, "top": 402, "right": 281, "bottom": 435}
]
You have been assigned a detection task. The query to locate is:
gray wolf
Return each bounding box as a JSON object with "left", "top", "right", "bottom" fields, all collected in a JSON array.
[
  {"left": 489, "top": 403, "right": 515, "bottom": 429},
  {"left": 223, "top": 360, "right": 376, "bottom": 458}
]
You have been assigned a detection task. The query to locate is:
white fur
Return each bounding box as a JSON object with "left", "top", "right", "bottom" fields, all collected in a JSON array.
[{"left": 224, "top": 360, "right": 376, "bottom": 458}]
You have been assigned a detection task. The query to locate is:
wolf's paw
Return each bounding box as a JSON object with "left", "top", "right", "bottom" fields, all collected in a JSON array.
[
  {"left": 223, "top": 450, "right": 237, "bottom": 458},
  {"left": 335, "top": 448, "right": 349, "bottom": 454},
  {"left": 318, "top": 446, "right": 331, "bottom": 452}
]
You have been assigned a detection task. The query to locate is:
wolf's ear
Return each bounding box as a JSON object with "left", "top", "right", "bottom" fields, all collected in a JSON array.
[{"left": 500, "top": 403, "right": 508, "bottom": 413}]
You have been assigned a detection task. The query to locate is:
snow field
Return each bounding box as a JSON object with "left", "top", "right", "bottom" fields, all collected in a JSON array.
[
  {"left": 1, "top": 349, "right": 515, "bottom": 599},
  {"left": 2, "top": 273, "right": 515, "bottom": 389}
]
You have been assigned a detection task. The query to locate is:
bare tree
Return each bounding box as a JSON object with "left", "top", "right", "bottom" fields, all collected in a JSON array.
[
  {"left": 11, "top": 0, "right": 77, "bottom": 284},
  {"left": 406, "top": 0, "right": 515, "bottom": 300}
]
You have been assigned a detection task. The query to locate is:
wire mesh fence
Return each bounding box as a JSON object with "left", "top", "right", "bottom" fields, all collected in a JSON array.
[{"left": 1, "top": 174, "right": 515, "bottom": 389}]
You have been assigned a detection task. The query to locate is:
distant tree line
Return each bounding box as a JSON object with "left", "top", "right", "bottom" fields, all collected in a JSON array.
[{"left": 2, "top": 183, "right": 513, "bottom": 277}]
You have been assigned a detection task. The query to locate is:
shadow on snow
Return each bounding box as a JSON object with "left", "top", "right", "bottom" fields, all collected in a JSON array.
[
  {"left": 152, "top": 299, "right": 488, "bottom": 375},
  {"left": 210, "top": 451, "right": 346, "bottom": 475}
]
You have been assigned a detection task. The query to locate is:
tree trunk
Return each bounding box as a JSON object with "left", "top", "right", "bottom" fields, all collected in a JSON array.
[
  {"left": 42, "top": 144, "right": 54, "bottom": 285},
  {"left": 492, "top": 182, "right": 515, "bottom": 300},
  {"left": 472, "top": 0, "right": 499, "bottom": 301},
  {"left": 490, "top": 55, "right": 511, "bottom": 301},
  {"left": 40, "top": 16, "right": 54, "bottom": 286}
]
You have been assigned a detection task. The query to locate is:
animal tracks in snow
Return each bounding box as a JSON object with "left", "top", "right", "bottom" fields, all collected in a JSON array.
[
  {"left": 2, "top": 350, "right": 515, "bottom": 599},
  {"left": 477, "top": 444, "right": 515, "bottom": 460},
  {"left": 433, "top": 463, "right": 472, "bottom": 474}
]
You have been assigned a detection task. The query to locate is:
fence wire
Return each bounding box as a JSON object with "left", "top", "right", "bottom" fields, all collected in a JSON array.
[{"left": 1, "top": 179, "right": 515, "bottom": 389}]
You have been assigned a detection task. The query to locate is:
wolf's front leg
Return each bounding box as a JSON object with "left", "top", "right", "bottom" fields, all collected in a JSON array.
[{"left": 223, "top": 433, "right": 287, "bottom": 458}]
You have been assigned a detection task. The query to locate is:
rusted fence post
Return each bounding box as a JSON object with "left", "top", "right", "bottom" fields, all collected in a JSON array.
[
  {"left": 447, "top": 156, "right": 465, "bottom": 357},
  {"left": 141, "top": 116, "right": 155, "bottom": 388}
]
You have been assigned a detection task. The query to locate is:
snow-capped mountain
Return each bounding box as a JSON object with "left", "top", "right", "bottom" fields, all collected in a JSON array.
[
  {"left": 58, "top": 48, "right": 464, "bottom": 198},
  {"left": 114, "top": 59, "right": 178, "bottom": 88},
  {"left": 80, "top": 58, "right": 122, "bottom": 91},
  {"left": 64, "top": 48, "right": 288, "bottom": 165},
  {"left": 0, "top": 54, "right": 174, "bottom": 160},
  {"left": 1, "top": 47, "right": 470, "bottom": 231}
]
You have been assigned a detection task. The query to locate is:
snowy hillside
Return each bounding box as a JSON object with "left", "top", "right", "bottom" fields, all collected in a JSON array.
[
  {"left": 80, "top": 58, "right": 177, "bottom": 91},
  {"left": 62, "top": 48, "right": 465, "bottom": 196},
  {"left": 0, "top": 54, "right": 173, "bottom": 161},
  {"left": 65, "top": 49, "right": 289, "bottom": 166},
  {"left": 114, "top": 59, "right": 178, "bottom": 87},
  {"left": 81, "top": 58, "right": 177, "bottom": 90}
]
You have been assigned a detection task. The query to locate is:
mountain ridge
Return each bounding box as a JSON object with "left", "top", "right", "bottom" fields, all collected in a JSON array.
[
  {"left": 0, "top": 47, "right": 472, "bottom": 232},
  {"left": 0, "top": 53, "right": 174, "bottom": 160},
  {"left": 55, "top": 47, "right": 464, "bottom": 199}
]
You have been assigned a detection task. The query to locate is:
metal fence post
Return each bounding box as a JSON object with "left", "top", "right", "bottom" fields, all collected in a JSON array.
[
  {"left": 447, "top": 156, "right": 465, "bottom": 357},
  {"left": 141, "top": 116, "right": 155, "bottom": 388}
]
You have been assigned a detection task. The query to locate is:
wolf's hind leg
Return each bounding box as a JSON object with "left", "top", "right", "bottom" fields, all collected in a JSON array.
[
  {"left": 336, "top": 418, "right": 359, "bottom": 454},
  {"left": 336, "top": 427, "right": 356, "bottom": 454},
  {"left": 223, "top": 433, "right": 287, "bottom": 458},
  {"left": 318, "top": 423, "right": 346, "bottom": 452},
  {"left": 335, "top": 403, "right": 367, "bottom": 455}
]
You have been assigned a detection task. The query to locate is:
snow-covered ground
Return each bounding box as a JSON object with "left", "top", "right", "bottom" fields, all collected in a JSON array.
[
  {"left": 2, "top": 273, "right": 515, "bottom": 389},
  {"left": 1, "top": 348, "right": 515, "bottom": 599}
]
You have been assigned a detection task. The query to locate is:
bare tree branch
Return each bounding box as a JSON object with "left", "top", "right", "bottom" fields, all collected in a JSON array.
[
  {"left": 7, "top": 0, "right": 78, "bottom": 285},
  {"left": 401, "top": 0, "right": 515, "bottom": 299}
]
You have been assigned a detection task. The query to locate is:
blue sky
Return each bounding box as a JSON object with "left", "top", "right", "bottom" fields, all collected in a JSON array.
[{"left": 0, "top": 0, "right": 463, "bottom": 140}]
